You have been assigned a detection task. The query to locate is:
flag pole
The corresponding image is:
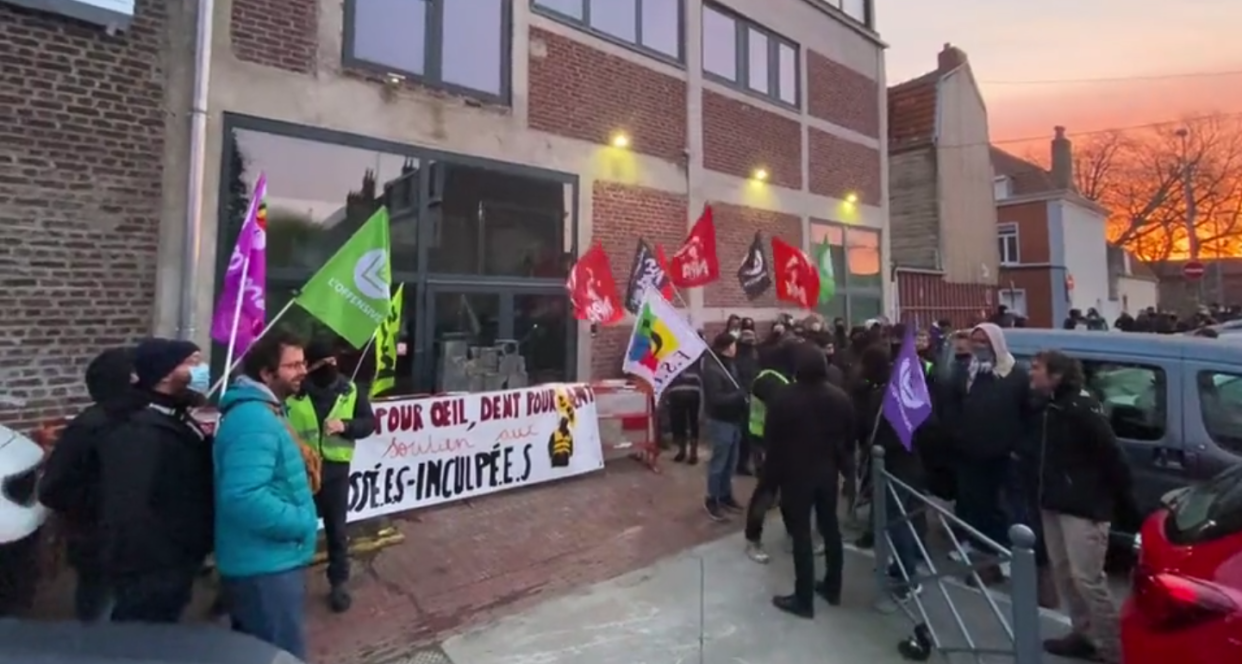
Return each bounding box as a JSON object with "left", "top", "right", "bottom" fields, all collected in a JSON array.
[
  {"left": 207, "top": 298, "right": 296, "bottom": 398},
  {"left": 668, "top": 285, "right": 741, "bottom": 391},
  {"left": 351, "top": 330, "right": 378, "bottom": 382},
  {"left": 218, "top": 253, "right": 251, "bottom": 398}
]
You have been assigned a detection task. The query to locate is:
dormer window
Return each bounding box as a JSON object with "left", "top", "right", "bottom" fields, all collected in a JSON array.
[{"left": 993, "top": 175, "right": 1012, "bottom": 200}]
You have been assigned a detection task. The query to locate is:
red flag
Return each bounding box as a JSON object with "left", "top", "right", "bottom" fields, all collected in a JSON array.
[
  {"left": 669, "top": 205, "right": 720, "bottom": 287},
  {"left": 655, "top": 245, "right": 675, "bottom": 300},
  {"left": 771, "top": 236, "right": 820, "bottom": 309},
  {"left": 567, "top": 243, "right": 624, "bottom": 324}
]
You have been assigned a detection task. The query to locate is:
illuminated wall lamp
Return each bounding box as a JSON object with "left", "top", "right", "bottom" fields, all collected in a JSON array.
[
  {"left": 845, "top": 192, "right": 859, "bottom": 204},
  {"left": 611, "top": 132, "right": 630, "bottom": 148},
  {"left": 751, "top": 168, "right": 768, "bottom": 181}
]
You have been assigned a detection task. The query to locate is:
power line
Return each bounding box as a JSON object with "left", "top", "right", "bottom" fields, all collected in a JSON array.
[
  {"left": 980, "top": 70, "right": 1242, "bottom": 86},
  {"left": 935, "top": 110, "right": 1242, "bottom": 150}
]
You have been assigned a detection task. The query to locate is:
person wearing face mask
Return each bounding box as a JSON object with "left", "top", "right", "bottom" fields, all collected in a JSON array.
[
  {"left": 285, "top": 337, "right": 376, "bottom": 613},
  {"left": 943, "top": 323, "right": 1034, "bottom": 585},
  {"left": 97, "top": 338, "right": 215, "bottom": 623},
  {"left": 725, "top": 314, "right": 742, "bottom": 338}
]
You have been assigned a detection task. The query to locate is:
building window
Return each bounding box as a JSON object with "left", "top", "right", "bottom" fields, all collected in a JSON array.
[
  {"left": 993, "top": 175, "right": 1011, "bottom": 200},
  {"left": 344, "top": 0, "right": 511, "bottom": 101},
  {"left": 216, "top": 116, "right": 578, "bottom": 395},
  {"left": 823, "top": 0, "right": 872, "bottom": 27},
  {"left": 999, "top": 288, "right": 1027, "bottom": 316},
  {"left": 810, "top": 222, "right": 883, "bottom": 326},
  {"left": 998, "top": 222, "right": 1019, "bottom": 265},
  {"left": 532, "top": 0, "right": 683, "bottom": 61},
  {"left": 701, "top": 5, "right": 799, "bottom": 107}
]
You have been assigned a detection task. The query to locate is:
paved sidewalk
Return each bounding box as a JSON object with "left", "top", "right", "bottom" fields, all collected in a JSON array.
[{"left": 439, "top": 530, "right": 1079, "bottom": 664}]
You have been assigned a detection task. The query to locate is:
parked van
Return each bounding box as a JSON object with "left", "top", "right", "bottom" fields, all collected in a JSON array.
[{"left": 945, "top": 329, "right": 1242, "bottom": 539}]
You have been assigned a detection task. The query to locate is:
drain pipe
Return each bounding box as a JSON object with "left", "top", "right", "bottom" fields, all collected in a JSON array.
[{"left": 177, "top": 0, "right": 216, "bottom": 340}]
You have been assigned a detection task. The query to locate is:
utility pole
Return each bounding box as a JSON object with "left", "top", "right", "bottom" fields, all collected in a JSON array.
[{"left": 1176, "top": 128, "right": 1202, "bottom": 304}]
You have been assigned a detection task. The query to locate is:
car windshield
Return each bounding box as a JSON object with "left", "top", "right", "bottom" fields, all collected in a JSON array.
[{"left": 1166, "top": 465, "right": 1242, "bottom": 544}]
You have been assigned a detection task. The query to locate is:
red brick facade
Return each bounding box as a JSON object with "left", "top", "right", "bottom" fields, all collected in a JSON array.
[
  {"left": 807, "top": 51, "right": 880, "bottom": 138},
  {"left": 703, "top": 204, "right": 802, "bottom": 309},
  {"left": 808, "top": 128, "right": 882, "bottom": 205},
  {"left": 0, "top": 1, "right": 167, "bottom": 432},
  {"left": 701, "top": 91, "right": 802, "bottom": 190},
  {"left": 589, "top": 182, "right": 690, "bottom": 377},
  {"left": 230, "top": 0, "right": 318, "bottom": 74},
  {"left": 528, "top": 29, "right": 688, "bottom": 163},
  {"left": 896, "top": 271, "right": 996, "bottom": 329}
]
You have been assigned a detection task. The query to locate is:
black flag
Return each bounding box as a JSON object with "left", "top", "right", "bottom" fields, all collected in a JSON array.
[
  {"left": 737, "top": 231, "right": 771, "bottom": 299},
  {"left": 623, "top": 238, "right": 669, "bottom": 313}
]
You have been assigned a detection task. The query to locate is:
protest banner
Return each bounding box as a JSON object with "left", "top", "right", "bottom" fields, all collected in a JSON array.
[{"left": 344, "top": 383, "right": 605, "bottom": 522}]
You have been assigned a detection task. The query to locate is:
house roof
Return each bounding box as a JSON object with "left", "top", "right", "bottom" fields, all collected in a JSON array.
[
  {"left": 888, "top": 71, "right": 939, "bottom": 148},
  {"left": 990, "top": 147, "right": 1057, "bottom": 195}
]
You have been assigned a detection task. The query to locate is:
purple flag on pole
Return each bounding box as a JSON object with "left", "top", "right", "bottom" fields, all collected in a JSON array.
[
  {"left": 882, "top": 329, "right": 932, "bottom": 451},
  {"left": 210, "top": 173, "right": 268, "bottom": 354}
]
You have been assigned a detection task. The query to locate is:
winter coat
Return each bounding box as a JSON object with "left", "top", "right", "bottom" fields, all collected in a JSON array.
[
  {"left": 943, "top": 323, "right": 1035, "bottom": 460},
  {"left": 213, "top": 377, "right": 318, "bottom": 578},
  {"left": 1037, "top": 385, "right": 1138, "bottom": 524},
  {"left": 701, "top": 357, "right": 747, "bottom": 422},
  {"left": 763, "top": 345, "right": 855, "bottom": 490}
]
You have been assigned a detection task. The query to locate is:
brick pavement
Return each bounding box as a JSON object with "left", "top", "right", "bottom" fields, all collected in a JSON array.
[{"left": 304, "top": 456, "right": 755, "bottom": 664}]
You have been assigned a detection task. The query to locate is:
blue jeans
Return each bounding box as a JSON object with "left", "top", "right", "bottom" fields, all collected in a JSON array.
[
  {"left": 705, "top": 418, "right": 740, "bottom": 501},
  {"left": 223, "top": 568, "right": 307, "bottom": 660}
]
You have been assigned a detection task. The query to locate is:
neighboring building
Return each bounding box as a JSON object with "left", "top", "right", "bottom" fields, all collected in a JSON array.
[
  {"left": 887, "top": 44, "right": 998, "bottom": 328},
  {"left": 1154, "top": 259, "right": 1242, "bottom": 311},
  {"left": 1107, "top": 245, "right": 1160, "bottom": 318},
  {"left": 0, "top": 0, "right": 887, "bottom": 428},
  {"left": 992, "top": 127, "right": 1127, "bottom": 327}
]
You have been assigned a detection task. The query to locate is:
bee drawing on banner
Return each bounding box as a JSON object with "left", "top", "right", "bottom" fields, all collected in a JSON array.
[{"left": 547, "top": 387, "right": 577, "bottom": 468}]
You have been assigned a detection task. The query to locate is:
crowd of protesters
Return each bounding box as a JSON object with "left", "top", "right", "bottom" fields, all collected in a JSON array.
[
  {"left": 34, "top": 329, "right": 371, "bottom": 659},
  {"left": 663, "top": 311, "right": 1138, "bottom": 663}
]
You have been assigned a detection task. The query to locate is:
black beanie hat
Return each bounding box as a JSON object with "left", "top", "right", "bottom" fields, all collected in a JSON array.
[{"left": 133, "top": 338, "right": 200, "bottom": 389}]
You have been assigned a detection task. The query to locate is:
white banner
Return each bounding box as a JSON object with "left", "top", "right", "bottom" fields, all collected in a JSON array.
[{"left": 345, "top": 383, "right": 604, "bottom": 522}]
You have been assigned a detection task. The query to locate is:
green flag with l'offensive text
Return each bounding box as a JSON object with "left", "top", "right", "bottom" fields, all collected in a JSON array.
[{"left": 295, "top": 207, "right": 392, "bottom": 348}]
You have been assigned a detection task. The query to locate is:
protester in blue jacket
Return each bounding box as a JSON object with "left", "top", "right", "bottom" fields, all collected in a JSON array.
[{"left": 214, "top": 328, "right": 319, "bottom": 660}]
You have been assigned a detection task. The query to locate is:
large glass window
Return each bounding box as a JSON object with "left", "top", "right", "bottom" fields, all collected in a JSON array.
[
  {"left": 826, "top": 0, "right": 872, "bottom": 27},
  {"left": 533, "top": 0, "right": 682, "bottom": 61},
  {"left": 809, "top": 222, "right": 883, "bottom": 326},
  {"left": 345, "top": 0, "right": 510, "bottom": 100},
  {"left": 701, "top": 4, "right": 799, "bottom": 107}
]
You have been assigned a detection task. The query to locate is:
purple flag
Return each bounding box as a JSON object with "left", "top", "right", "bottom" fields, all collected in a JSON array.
[
  {"left": 210, "top": 173, "right": 267, "bottom": 354},
  {"left": 882, "top": 329, "right": 932, "bottom": 451}
]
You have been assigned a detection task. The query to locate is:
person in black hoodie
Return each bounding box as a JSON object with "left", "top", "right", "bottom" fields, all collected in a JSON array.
[
  {"left": 765, "top": 343, "right": 855, "bottom": 618},
  {"left": 701, "top": 332, "right": 748, "bottom": 521},
  {"left": 742, "top": 339, "right": 798, "bottom": 563},
  {"left": 98, "top": 338, "right": 215, "bottom": 623},
  {"left": 943, "top": 322, "right": 1034, "bottom": 584},
  {"left": 39, "top": 347, "right": 146, "bottom": 621},
  {"left": 664, "top": 355, "right": 702, "bottom": 464},
  {"left": 1030, "top": 351, "right": 1134, "bottom": 663}
]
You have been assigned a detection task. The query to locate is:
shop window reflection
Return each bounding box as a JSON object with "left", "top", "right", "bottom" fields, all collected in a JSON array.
[
  {"left": 433, "top": 292, "right": 501, "bottom": 392},
  {"left": 514, "top": 293, "right": 571, "bottom": 384},
  {"left": 427, "top": 162, "right": 567, "bottom": 278},
  {"left": 846, "top": 227, "right": 881, "bottom": 289}
]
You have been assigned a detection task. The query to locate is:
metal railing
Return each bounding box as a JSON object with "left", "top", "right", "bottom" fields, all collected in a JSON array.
[{"left": 869, "top": 445, "right": 1043, "bottom": 663}]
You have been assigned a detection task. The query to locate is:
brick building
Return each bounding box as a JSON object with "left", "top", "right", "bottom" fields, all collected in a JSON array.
[{"left": 1, "top": 0, "right": 886, "bottom": 425}]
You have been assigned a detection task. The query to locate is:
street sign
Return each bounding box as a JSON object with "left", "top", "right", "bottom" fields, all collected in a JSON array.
[{"left": 1183, "top": 260, "right": 1206, "bottom": 281}]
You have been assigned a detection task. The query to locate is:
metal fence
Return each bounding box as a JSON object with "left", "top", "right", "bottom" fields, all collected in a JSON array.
[{"left": 869, "top": 445, "right": 1043, "bottom": 663}]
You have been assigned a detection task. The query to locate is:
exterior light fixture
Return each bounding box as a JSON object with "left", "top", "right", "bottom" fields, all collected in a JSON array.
[
  {"left": 752, "top": 168, "right": 768, "bottom": 181},
  {"left": 845, "top": 192, "right": 858, "bottom": 204},
  {"left": 611, "top": 132, "right": 629, "bottom": 148}
]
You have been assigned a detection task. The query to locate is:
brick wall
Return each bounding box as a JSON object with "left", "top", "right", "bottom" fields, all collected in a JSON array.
[
  {"left": 528, "top": 28, "right": 687, "bottom": 163},
  {"left": 896, "top": 271, "right": 996, "bottom": 329},
  {"left": 703, "top": 203, "right": 801, "bottom": 308},
  {"left": 231, "top": 0, "right": 318, "bottom": 74},
  {"left": 588, "top": 181, "right": 689, "bottom": 378},
  {"left": 702, "top": 91, "right": 802, "bottom": 190},
  {"left": 0, "top": 1, "right": 167, "bottom": 432},
  {"left": 807, "top": 51, "right": 879, "bottom": 138},
  {"left": 808, "top": 128, "right": 881, "bottom": 205}
]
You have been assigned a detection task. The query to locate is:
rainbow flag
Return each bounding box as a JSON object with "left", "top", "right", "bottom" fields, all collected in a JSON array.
[{"left": 621, "top": 288, "right": 707, "bottom": 399}]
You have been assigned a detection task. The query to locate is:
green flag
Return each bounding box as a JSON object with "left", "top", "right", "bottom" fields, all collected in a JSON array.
[
  {"left": 814, "top": 237, "right": 836, "bottom": 304},
  {"left": 371, "top": 284, "right": 404, "bottom": 398},
  {"left": 295, "top": 207, "right": 392, "bottom": 348}
]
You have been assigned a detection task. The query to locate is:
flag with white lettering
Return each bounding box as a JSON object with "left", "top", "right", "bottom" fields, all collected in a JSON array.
[
  {"left": 624, "top": 238, "right": 671, "bottom": 313},
  {"left": 737, "top": 231, "right": 771, "bottom": 300}
]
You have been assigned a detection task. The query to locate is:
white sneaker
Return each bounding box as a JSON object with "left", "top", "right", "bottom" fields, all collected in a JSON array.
[
  {"left": 746, "top": 541, "right": 771, "bottom": 564},
  {"left": 1000, "top": 561, "right": 1012, "bottom": 578},
  {"left": 948, "top": 543, "right": 975, "bottom": 564}
]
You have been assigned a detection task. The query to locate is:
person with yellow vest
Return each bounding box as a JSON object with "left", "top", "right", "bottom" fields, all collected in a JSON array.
[
  {"left": 742, "top": 339, "right": 798, "bottom": 564},
  {"left": 286, "top": 338, "right": 376, "bottom": 613}
]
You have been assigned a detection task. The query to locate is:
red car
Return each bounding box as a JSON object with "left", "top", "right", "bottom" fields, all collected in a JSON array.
[{"left": 1121, "top": 466, "right": 1242, "bottom": 664}]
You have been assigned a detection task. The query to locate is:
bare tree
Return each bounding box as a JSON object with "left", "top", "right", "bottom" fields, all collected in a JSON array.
[{"left": 1071, "top": 114, "right": 1242, "bottom": 262}]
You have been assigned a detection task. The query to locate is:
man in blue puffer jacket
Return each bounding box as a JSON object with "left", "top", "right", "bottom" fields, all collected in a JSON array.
[{"left": 214, "top": 328, "right": 319, "bottom": 660}]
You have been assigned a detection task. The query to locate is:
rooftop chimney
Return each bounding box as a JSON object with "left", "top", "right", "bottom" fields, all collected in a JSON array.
[
  {"left": 1051, "top": 126, "right": 1073, "bottom": 190},
  {"left": 938, "top": 43, "right": 966, "bottom": 72}
]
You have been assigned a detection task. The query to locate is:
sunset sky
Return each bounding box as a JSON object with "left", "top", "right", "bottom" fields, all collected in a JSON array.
[{"left": 879, "top": 0, "right": 1242, "bottom": 151}]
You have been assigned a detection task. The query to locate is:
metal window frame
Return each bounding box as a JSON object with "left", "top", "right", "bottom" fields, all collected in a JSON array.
[
  {"left": 531, "top": 0, "right": 687, "bottom": 65},
  {"left": 997, "top": 222, "right": 1020, "bottom": 264},
  {"left": 342, "top": 0, "right": 514, "bottom": 105},
  {"left": 702, "top": 3, "right": 800, "bottom": 110},
  {"left": 815, "top": 0, "right": 873, "bottom": 29}
]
